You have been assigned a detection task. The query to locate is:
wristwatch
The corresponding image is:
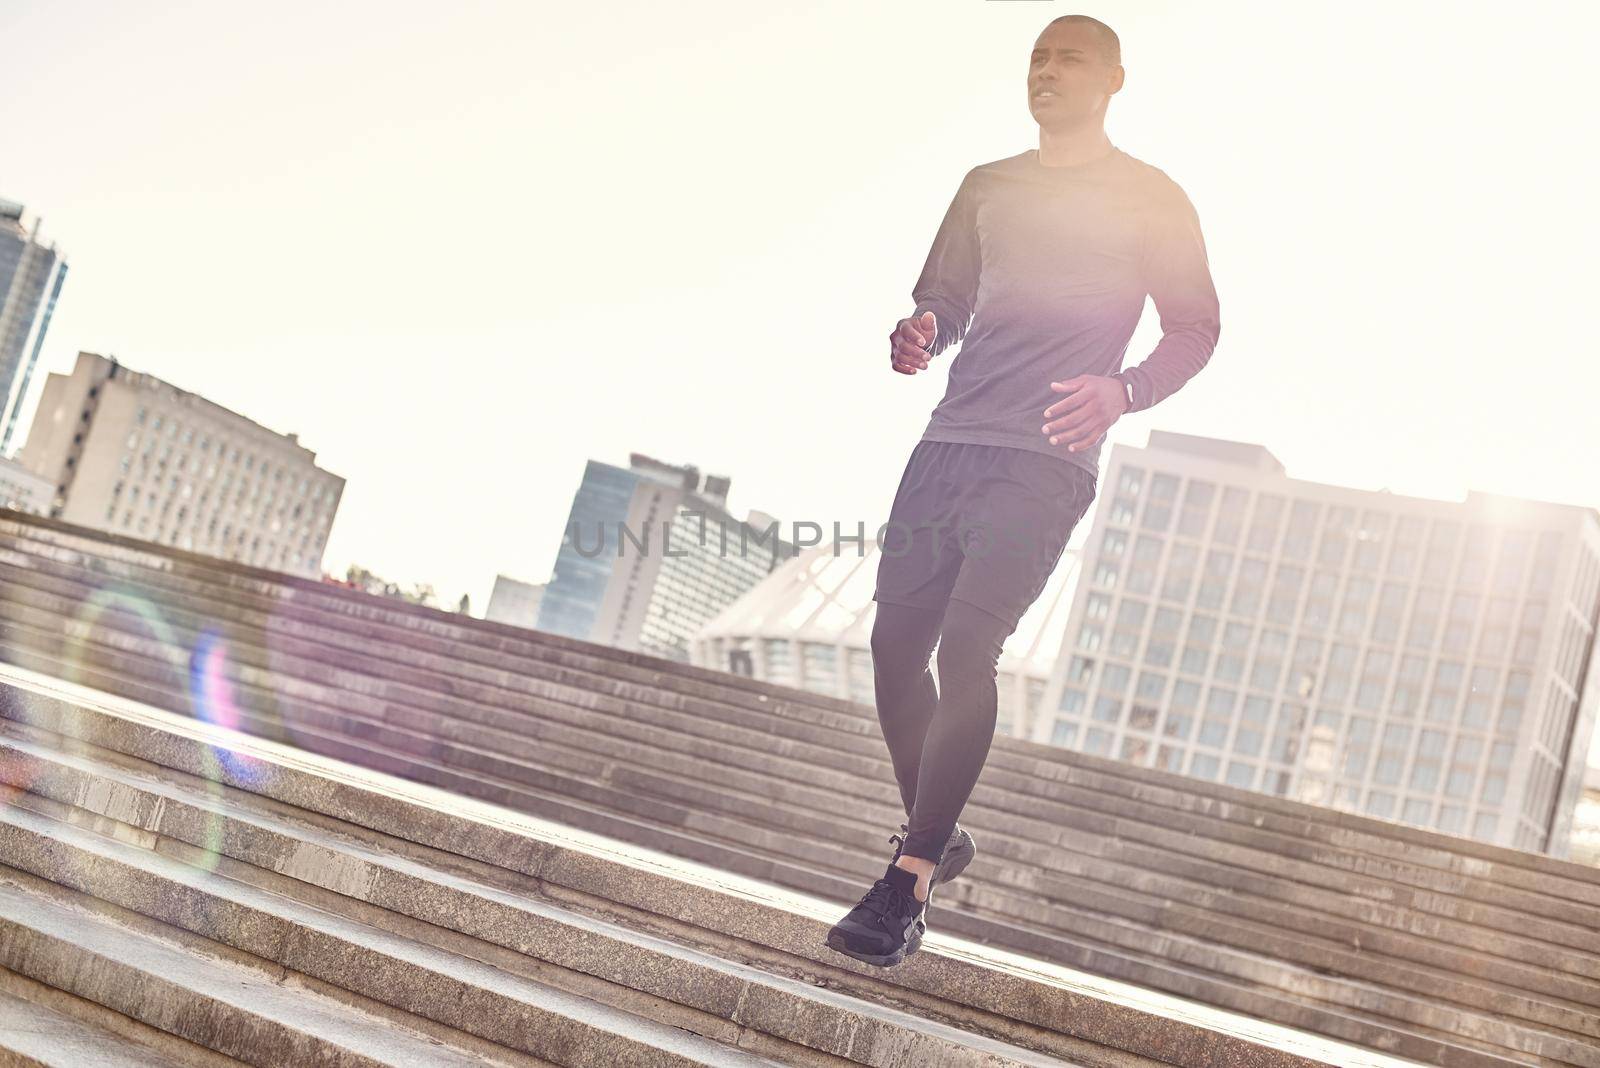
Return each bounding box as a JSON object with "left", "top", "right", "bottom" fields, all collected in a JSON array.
[{"left": 1112, "top": 371, "right": 1136, "bottom": 412}]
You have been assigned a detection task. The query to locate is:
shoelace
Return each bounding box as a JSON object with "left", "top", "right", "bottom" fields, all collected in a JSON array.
[{"left": 855, "top": 877, "right": 917, "bottom": 923}]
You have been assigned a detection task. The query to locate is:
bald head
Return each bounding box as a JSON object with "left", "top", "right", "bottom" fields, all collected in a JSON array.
[{"left": 1041, "top": 14, "right": 1120, "bottom": 67}]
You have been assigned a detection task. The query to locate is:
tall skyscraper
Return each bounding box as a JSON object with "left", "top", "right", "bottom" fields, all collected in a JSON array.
[
  {"left": 537, "top": 453, "right": 795, "bottom": 662},
  {"left": 0, "top": 199, "right": 68, "bottom": 457},
  {"left": 1037, "top": 430, "right": 1600, "bottom": 857},
  {"left": 16, "top": 351, "right": 344, "bottom": 579}
]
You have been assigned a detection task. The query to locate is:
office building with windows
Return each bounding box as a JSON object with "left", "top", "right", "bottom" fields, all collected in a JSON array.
[
  {"left": 15, "top": 351, "right": 344, "bottom": 578},
  {"left": 0, "top": 453, "right": 52, "bottom": 515},
  {"left": 1036, "top": 430, "right": 1600, "bottom": 856},
  {"left": 690, "top": 540, "right": 1081, "bottom": 740},
  {"left": 485, "top": 574, "right": 546, "bottom": 628},
  {"left": 537, "top": 453, "right": 795, "bottom": 662},
  {"left": 0, "top": 198, "right": 68, "bottom": 456}
]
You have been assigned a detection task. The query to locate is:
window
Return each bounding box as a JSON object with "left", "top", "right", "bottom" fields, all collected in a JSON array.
[
  {"left": 1303, "top": 571, "right": 1338, "bottom": 631},
  {"left": 1339, "top": 576, "right": 1375, "bottom": 637},
  {"left": 1352, "top": 511, "right": 1391, "bottom": 572},
  {"left": 1427, "top": 660, "right": 1464, "bottom": 722},
  {"left": 1445, "top": 736, "right": 1482, "bottom": 798},
  {"left": 1318, "top": 507, "right": 1355, "bottom": 568},
  {"left": 1374, "top": 723, "right": 1412, "bottom": 785},
  {"left": 1461, "top": 666, "right": 1499, "bottom": 729},
  {"left": 1162, "top": 543, "right": 1199, "bottom": 603},
  {"left": 1213, "top": 487, "right": 1249, "bottom": 546},
  {"left": 1421, "top": 521, "right": 1461, "bottom": 584},
  {"left": 1389, "top": 515, "right": 1425, "bottom": 579},
  {"left": 1283, "top": 499, "right": 1321, "bottom": 562},
  {"left": 1343, "top": 716, "right": 1375, "bottom": 778},
  {"left": 1246, "top": 494, "right": 1285, "bottom": 554},
  {"left": 1322, "top": 643, "right": 1357, "bottom": 703},
  {"left": 1182, "top": 614, "right": 1216, "bottom": 676},
  {"left": 1231, "top": 557, "right": 1268, "bottom": 618},
  {"left": 1142, "top": 473, "right": 1178, "bottom": 532},
  {"left": 1216, "top": 622, "right": 1252, "bottom": 682},
  {"left": 1176, "top": 480, "right": 1215, "bottom": 538},
  {"left": 1266, "top": 563, "right": 1306, "bottom": 625},
  {"left": 1111, "top": 597, "right": 1149, "bottom": 658},
  {"left": 1372, "top": 582, "right": 1408, "bottom": 643},
  {"left": 1410, "top": 729, "right": 1445, "bottom": 790},
  {"left": 1197, "top": 549, "right": 1234, "bottom": 611},
  {"left": 1392, "top": 655, "right": 1426, "bottom": 717},
  {"left": 1355, "top": 649, "right": 1392, "bottom": 710},
  {"left": 1247, "top": 630, "right": 1285, "bottom": 692},
  {"left": 1128, "top": 535, "right": 1163, "bottom": 595}
]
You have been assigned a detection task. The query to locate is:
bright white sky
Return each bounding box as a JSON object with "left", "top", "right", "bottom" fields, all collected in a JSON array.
[{"left": 5, "top": 1, "right": 1600, "bottom": 759}]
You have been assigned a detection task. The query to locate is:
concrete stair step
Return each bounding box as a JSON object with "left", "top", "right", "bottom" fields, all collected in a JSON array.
[
  {"left": 0, "top": 661, "right": 1439, "bottom": 1068},
  {"left": 0, "top": 974, "right": 235, "bottom": 1067},
  {"left": 0, "top": 867, "right": 546, "bottom": 1067}
]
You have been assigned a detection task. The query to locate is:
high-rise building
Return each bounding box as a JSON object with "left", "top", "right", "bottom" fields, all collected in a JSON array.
[
  {"left": 690, "top": 540, "right": 1082, "bottom": 740},
  {"left": 537, "top": 453, "right": 795, "bottom": 662},
  {"left": 15, "top": 351, "right": 344, "bottom": 578},
  {"left": 485, "top": 574, "right": 546, "bottom": 628},
  {"left": 0, "top": 199, "right": 68, "bottom": 457},
  {"left": 1036, "top": 430, "right": 1600, "bottom": 856}
]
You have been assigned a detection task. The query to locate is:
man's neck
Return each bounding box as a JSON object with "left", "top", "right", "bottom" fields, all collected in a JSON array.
[{"left": 1037, "top": 124, "right": 1114, "bottom": 168}]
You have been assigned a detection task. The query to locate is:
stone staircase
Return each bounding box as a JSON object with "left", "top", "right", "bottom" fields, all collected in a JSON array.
[
  {"left": 0, "top": 664, "right": 1399, "bottom": 1067},
  {"left": 1, "top": 507, "right": 1597, "bottom": 1065}
]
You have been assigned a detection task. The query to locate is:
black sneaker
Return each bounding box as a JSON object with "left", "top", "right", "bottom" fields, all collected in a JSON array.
[
  {"left": 824, "top": 862, "right": 927, "bottom": 967},
  {"left": 888, "top": 822, "right": 977, "bottom": 888}
]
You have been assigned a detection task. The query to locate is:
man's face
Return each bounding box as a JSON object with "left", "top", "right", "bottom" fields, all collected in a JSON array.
[{"left": 1027, "top": 23, "right": 1121, "bottom": 128}]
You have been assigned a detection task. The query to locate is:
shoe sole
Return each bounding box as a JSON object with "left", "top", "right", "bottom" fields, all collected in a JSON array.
[
  {"left": 934, "top": 829, "right": 976, "bottom": 886},
  {"left": 823, "top": 928, "right": 913, "bottom": 967}
]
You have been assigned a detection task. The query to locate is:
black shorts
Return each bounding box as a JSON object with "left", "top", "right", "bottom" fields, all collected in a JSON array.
[{"left": 872, "top": 440, "right": 1097, "bottom": 633}]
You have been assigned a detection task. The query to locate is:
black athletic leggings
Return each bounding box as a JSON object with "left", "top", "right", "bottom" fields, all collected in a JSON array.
[{"left": 870, "top": 597, "right": 1012, "bottom": 863}]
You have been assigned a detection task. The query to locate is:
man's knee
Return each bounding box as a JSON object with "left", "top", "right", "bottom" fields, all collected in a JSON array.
[
  {"left": 935, "top": 598, "right": 1010, "bottom": 675},
  {"left": 870, "top": 600, "right": 942, "bottom": 672}
]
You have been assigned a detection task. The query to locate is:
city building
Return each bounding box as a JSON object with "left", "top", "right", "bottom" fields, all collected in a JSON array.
[
  {"left": 0, "top": 453, "right": 53, "bottom": 515},
  {"left": 537, "top": 453, "right": 795, "bottom": 662},
  {"left": 690, "top": 540, "right": 1082, "bottom": 740},
  {"left": 1035, "top": 430, "right": 1600, "bottom": 857},
  {"left": 15, "top": 351, "right": 344, "bottom": 578},
  {"left": 0, "top": 198, "right": 68, "bottom": 456},
  {"left": 485, "top": 574, "right": 546, "bottom": 628},
  {"left": 1570, "top": 765, "right": 1600, "bottom": 866}
]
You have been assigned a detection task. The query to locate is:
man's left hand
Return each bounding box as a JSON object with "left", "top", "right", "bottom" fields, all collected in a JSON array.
[{"left": 1042, "top": 375, "right": 1129, "bottom": 453}]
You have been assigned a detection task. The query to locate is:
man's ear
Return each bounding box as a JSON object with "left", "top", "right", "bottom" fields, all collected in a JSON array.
[{"left": 1108, "top": 64, "right": 1126, "bottom": 95}]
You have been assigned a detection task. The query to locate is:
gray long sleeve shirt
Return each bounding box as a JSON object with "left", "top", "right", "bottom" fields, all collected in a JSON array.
[{"left": 910, "top": 145, "right": 1221, "bottom": 479}]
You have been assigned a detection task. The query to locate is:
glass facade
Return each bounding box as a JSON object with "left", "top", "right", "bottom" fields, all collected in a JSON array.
[{"left": 1045, "top": 447, "right": 1600, "bottom": 854}]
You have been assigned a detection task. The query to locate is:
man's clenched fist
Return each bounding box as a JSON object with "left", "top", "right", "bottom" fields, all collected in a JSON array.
[{"left": 889, "top": 310, "right": 937, "bottom": 375}]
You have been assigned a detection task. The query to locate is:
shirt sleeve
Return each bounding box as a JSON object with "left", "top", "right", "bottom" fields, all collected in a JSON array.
[
  {"left": 1122, "top": 179, "right": 1221, "bottom": 412},
  {"left": 910, "top": 170, "right": 981, "bottom": 359}
]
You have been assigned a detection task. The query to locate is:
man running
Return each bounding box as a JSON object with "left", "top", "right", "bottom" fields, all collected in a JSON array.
[{"left": 826, "top": 13, "right": 1222, "bottom": 967}]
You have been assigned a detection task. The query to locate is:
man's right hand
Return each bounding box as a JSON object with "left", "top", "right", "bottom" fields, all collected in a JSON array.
[{"left": 889, "top": 310, "right": 937, "bottom": 374}]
